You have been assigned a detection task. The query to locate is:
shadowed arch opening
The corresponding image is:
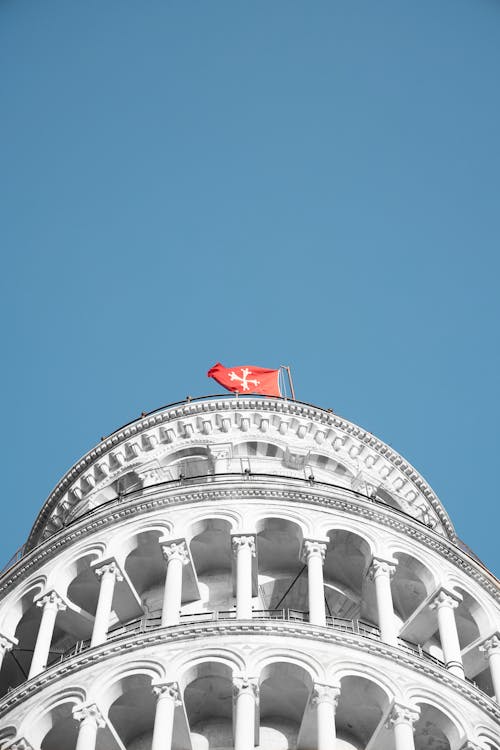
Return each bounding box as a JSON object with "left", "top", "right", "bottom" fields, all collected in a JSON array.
[{"left": 183, "top": 662, "right": 234, "bottom": 750}]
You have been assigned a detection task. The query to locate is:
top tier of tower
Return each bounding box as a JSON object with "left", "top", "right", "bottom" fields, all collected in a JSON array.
[{"left": 26, "top": 396, "right": 455, "bottom": 551}]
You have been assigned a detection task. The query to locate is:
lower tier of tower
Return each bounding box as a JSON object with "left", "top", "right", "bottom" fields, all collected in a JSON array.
[{"left": 1, "top": 622, "right": 498, "bottom": 750}]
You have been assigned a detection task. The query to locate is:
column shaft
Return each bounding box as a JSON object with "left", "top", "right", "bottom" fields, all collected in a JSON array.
[
  {"left": 29, "top": 593, "right": 65, "bottom": 679},
  {"left": 436, "top": 602, "right": 464, "bottom": 677},
  {"left": 75, "top": 719, "right": 98, "bottom": 750},
  {"left": 374, "top": 571, "right": 397, "bottom": 645},
  {"left": 234, "top": 690, "right": 255, "bottom": 750},
  {"left": 91, "top": 566, "right": 120, "bottom": 647},
  {"left": 236, "top": 544, "right": 253, "bottom": 620},
  {"left": 302, "top": 541, "right": 327, "bottom": 627},
  {"left": 489, "top": 649, "right": 500, "bottom": 702},
  {"left": 393, "top": 720, "right": 416, "bottom": 750},
  {"left": 152, "top": 684, "right": 179, "bottom": 750},
  {"left": 162, "top": 556, "right": 183, "bottom": 626}
]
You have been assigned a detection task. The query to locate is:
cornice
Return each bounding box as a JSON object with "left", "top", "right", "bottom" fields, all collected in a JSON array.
[
  {"left": 0, "top": 621, "right": 498, "bottom": 723},
  {"left": 1, "top": 480, "right": 498, "bottom": 606},
  {"left": 25, "top": 397, "right": 455, "bottom": 550}
]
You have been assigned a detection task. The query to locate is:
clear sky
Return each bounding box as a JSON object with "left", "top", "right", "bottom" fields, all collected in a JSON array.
[{"left": 1, "top": 0, "right": 499, "bottom": 576}]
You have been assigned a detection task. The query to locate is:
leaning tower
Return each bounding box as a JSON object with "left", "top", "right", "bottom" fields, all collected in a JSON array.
[{"left": 0, "top": 395, "right": 499, "bottom": 750}]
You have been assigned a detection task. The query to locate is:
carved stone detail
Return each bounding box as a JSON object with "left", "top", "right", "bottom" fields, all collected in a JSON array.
[
  {"left": 94, "top": 559, "right": 124, "bottom": 582},
  {"left": 72, "top": 702, "right": 106, "bottom": 727},
  {"left": 301, "top": 540, "right": 327, "bottom": 563},
  {"left": 232, "top": 535, "right": 256, "bottom": 557},
  {"left": 35, "top": 591, "right": 66, "bottom": 612},
  {"left": 233, "top": 675, "right": 259, "bottom": 699},
  {"left": 161, "top": 540, "right": 190, "bottom": 565},
  {"left": 479, "top": 633, "right": 500, "bottom": 657},
  {"left": 311, "top": 683, "right": 340, "bottom": 707},
  {"left": 429, "top": 589, "right": 461, "bottom": 611},
  {"left": 152, "top": 681, "right": 182, "bottom": 704},
  {"left": 387, "top": 702, "right": 420, "bottom": 727},
  {"left": 368, "top": 557, "right": 396, "bottom": 581}
]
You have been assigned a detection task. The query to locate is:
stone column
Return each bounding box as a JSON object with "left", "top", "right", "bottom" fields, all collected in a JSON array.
[
  {"left": 311, "top": 683, "right": 340, "bottom": 750},
  {"left": 368, "top": 557, "right": 398, "bottom": 646},
  {"left": 232, "top": 536, "right": 256, "bottom": 620},
  {"left": 91, "top": 560, "right": 123, "bottom": 647},
  {"left": 301, "top": 540, "right": 327, "bottom": 626},
  {"left": 233, "top": 676, "right": 259, "bottom": 750},
  {"left": 73, "top": 703, "right": 106, "bottom": 750},
  {"left": 429, "top": 590, "right": 464, "bottom": 678},
  {"left": 161, "top": 541, "right": 190, "bottom": 626},
  {"left": 480, "top": 633, "right": 500, "bottom": 702},
  {"left": 387, "top": 703, "right": 420, "bottom": 750},
  {"left": 151, "top": 682, "right": 181, "bottom": 750},
  {"left": 0, "top": 634, "right": 17, "bottom": 671},
  {"left": 28, "top": 591, "right": 66, "bottom": 679}
]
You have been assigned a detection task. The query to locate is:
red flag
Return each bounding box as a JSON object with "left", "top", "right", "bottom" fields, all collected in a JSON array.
[{"left": 207, "top": 362, "right": 282, "bottom": 397}]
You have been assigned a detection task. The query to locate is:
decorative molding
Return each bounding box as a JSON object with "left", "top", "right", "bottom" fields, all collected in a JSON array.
[
  {"left": 25, "top": 398, "right": 455, "bottom": 549},
  {"left": 1, "top": 621, "right": 499, "bottom": 723},
  {"left": 1, "top": 483, "right": 499, "bottom": 608}
]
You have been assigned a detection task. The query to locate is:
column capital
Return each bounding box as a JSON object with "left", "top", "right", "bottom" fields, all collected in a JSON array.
[
  {"left": 93, "top": 558, "right": 124, "bottom": 582},
  {"left": 0, "top": 633, "right": 17, "bottom": 654},
  {"left": 368, "top": 557, "right": 396, "bottom": 581},
  {"left": 232, "top": 535, "right": 256, "bottom": 557},
  {"left": 479, "top": 632, "right": 500, "bottom": 656},
  {"left": 386, "top": 702, "right": 420, "bottom": 728},
  {"left": 72, "top": 702, "right": 106, "bottom": 728},
  {"left": 311, "top": 683, "right": 340, "bottom": 708},
  {"left": 152, "top": 681, "right": 182, "bottom": 704},
  {"left": 301, "top": 539, "right": 327, "bottom": 563},
  {"left": 6, "top": 740, "right": 34, "bottom": 750},
  {"left": 161, "top": 539, "right": 190, "bottom": 565},
  {"left": 429, "top": 588, "right": 461, "bottom": 611},
  {"left": 233, "top": 675, "right": 259, "bottom": 699},
  {"left": 35, "top": 590, "right": 66, "bottom": 612}
]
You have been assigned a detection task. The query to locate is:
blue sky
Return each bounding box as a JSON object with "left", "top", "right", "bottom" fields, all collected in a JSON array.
[{"left": 1, "top": 0, "right": 499, "bottom": 576}]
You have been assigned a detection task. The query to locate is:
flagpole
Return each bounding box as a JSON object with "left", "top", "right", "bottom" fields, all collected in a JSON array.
[{"left": 281, "top": 365, "right": 296, "bottom": 400}]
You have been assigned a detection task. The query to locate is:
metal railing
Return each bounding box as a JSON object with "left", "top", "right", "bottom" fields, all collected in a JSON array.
[{"left": 52, "top": 609, "right": 445, "bottom": 672}]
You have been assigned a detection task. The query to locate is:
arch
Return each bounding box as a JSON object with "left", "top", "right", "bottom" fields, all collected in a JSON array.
[
  {"left": 184, "top": 511, "right": 240, "bottom": 541},
  {"left": 95, "top": 659, "right": 165, "bottom": 714},
  {"left": 252, "top": 649, "right": 323, "bottom": 684},
  {"left": 255, "top": 516, "right": 308, "bottom": 612},
  {"left": 49, "top": 541, "right": 105, "bottom": 599},
  {"left": 0, "top": 727, "right": 16, "bottom": 750},
  {"left": 0, "top": 575, "right": 47, "bottom": 636},
  {"left": 175, "top": 650, "right": 245, "bottom": 688},
  {"left": 407, "top": 688, "right": 466, "bottom": 747},
  {"left": 332, "top": 666, "right": 392, "bottom": 750},
  {"left": 391, "top": 550, "right": 436, "bottom": 623},
  {"left": 25, "top": 687, "right": 86, "bottom": 748},
  {"left": 258, "top": 659, "right": 313, "bottom": 748},
  {"left": 327, "top": 660, "right": 397, "bottom": 703},
  {"left": 106, "top": 518, "right": 173, "bottom": 563}
]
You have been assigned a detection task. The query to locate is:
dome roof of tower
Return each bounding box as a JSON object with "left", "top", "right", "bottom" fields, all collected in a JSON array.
[{"left": 25, "top": 396, "right": 456, "bottom": 551}]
